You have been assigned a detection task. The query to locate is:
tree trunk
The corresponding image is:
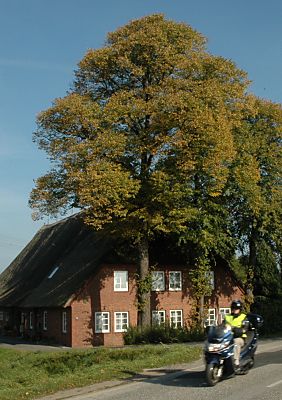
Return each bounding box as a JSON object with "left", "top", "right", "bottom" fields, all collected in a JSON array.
[
  {"left": 137, "top": 235, "right": 151, "bottom": 328},
  {"left": 246, "top": 225, "right": 257, "bottom": 310},
  {"left": 199, "top": 295, "right": 205, "bottom": 326}
]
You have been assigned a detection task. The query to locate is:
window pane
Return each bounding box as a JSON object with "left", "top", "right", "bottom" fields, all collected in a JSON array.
[
  {"left": 43, "top": 311, "right": 48, "bottom": 330},
  {"left": 169, "top": 272, "right": 182, "bottom": 290},
  {"left": 48, "top": 266, "right": 59, "bottom": 279},
  {"left": 151, "top": 272, "right": 165, "bottom": 291},
  {"left": 29, "top": 312, "right": 33, "bottom": 329},
  {"left": 205, "top": 271, "right": 215, "bottom": 289},
  {"left": 170, "top": 310, "right": 182, "bottom": 327},
  {"left": 114, "top": 271, "right": 128, "bottom": 291},
  {"left": 62, "top": 312, "right": 67, "bottom": 333},
  {"left": 95, "top": 312, "right": 110, "bottom": 333},
  {"left": 219, "top": 308, "right": 231, "bottom": 324},
  {"left": 115, "top": 312, "right": 128, "bottom": 332},
  {"left": 152, "top": 311, "right": 165, "bottom": 325},
  {"left": 205, "top": 309, "right": 216, "bottom": 326},
  {"left": 95, "top": 313, "right": 102, "bottom": 331}
]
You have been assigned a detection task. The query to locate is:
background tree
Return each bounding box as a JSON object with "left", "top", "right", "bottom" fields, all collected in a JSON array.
[
  {"left": 30, "top": 14, "right": 251, "bottom": 327},
  {"left": 226, "top": 98, "right": 282, "bottom": 306}
]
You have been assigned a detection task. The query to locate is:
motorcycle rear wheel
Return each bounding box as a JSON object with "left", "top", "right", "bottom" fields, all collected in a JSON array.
[
  {"left": 241, "top": 366, "right": 249, "bottom": 375},
  {"left": 249, "top": 356, "right": 255, "bottom": 369},
  {"left": 206, "top": 363, "right": 221, "bottom": 386}
]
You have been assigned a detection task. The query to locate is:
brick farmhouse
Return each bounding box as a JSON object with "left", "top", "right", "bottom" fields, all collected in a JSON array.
[{"left": 0, "top": 214, "right": 244, "bottom": 347}]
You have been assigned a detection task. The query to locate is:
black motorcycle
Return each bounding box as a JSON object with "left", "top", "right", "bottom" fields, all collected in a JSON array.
[{"left": 204, "top": 313, "right": 263, "bottom": 386}]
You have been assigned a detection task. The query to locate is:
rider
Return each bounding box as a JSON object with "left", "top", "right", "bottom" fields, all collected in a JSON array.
[{"left": 224, "top": 300, "right": 247, "bottom": 371}]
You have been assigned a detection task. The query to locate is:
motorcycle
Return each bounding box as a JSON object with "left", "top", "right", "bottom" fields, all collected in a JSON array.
[{"left": 204, "top": 313, "right": 263, "bottom": 386}]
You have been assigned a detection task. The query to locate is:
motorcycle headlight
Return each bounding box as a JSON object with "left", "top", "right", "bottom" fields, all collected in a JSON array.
[{"left": 206, "top": 340, "right": 231, "bottom": 352}]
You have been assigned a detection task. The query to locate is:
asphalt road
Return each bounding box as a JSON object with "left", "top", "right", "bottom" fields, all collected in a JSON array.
[{"left": 38, "top": 338, "right": 282, "bottom": 400}]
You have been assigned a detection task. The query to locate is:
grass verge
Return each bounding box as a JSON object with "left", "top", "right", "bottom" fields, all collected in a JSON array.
[{"left": 0, "top": 343, "right": 202, "bottom": 400}]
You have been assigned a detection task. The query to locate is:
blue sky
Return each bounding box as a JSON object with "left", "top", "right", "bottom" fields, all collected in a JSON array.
[{"left": 0, "top": 0, "right": 281, "bottom": 271}]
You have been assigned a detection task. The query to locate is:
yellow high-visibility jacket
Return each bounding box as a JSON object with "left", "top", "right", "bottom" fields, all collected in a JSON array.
[{"left": 225, "top": 313, "right": 247, "bottom": 338}]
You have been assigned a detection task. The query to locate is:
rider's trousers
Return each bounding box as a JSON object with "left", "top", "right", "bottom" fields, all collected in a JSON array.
[{"left": 234, "top": 337, "right": 245, "bottom": 365}]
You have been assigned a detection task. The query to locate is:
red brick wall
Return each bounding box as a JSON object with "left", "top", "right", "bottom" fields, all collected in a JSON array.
[
  {"left": 67, "top": 263, "right": 244, "bottom": 348},
  {"left": 13, "top": 308, "right": 72, "bottom": 346},
  {"left": 209, "top": 263, "right": 245, "bottom": 309},
  {"left": 87, "top": 264, "right": 138, "bottom": 347},
  {"left": 5, "top": 264, "right": 243, "bottom": 348},
  {"left": 150, "top": 266, "right": 244, "bottom": 325},
  {"left": 70, "top": 294, "right": 93, "bottom": 348},
  {"left": 40, "top": 308, "right": 72, "bottom": 347},
  {"left": 0, "top": 264, "right": 245, "bottom": 348},
  {"left": 150, "top": 267, "right": 194, "bottom": 326}
]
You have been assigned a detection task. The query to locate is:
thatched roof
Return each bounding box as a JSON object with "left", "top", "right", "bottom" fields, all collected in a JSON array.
[
  {"left": 0, "top": 213, "right": 245, "bottom": 309},
  {"left": 0, "top": 214, "right": 114, "bottom": 308}
]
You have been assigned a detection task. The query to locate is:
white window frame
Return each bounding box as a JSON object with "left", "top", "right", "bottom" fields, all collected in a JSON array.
[
  {"left": 62, "top": 311, "right": 67, "bottom": 333},
  {"left": 169, "top": 271, "right": 182, "bottom": 291},
  {"left": 205, "top": 308, "right": 216, "bottom": 326},
  {"left": 114, "top": 312, "right": 129, "bottom": 332},
  {"left": 95, "top": 312, "right": 110, "bottom": 333},
  {"left": 219, "top": 307, "right": 231, "bottom": 324},
  {"left": 170, "top": 310, "right": 183, "bottom": 328},
  {"left": 114, "top": 271, "right": 128, "bottom": 292},
  {"left": 152, "top": 310, "right": 166, "bottom": 325},
  {"left": 29, "top": 312, "right": 33, "bottom": 330},
  {"left": 43, "top": 311, "right": 48, "bottom": 331},
  {"left": 151, "top": 271, "right": 165, "bottom": 291}
]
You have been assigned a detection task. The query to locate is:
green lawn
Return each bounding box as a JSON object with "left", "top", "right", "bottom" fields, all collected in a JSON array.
[{"left": 0, "top": 344, "right": 202, "bottom": 399}]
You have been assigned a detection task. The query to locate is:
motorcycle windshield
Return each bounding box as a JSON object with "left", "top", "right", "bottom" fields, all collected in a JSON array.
[{"left": 207, "top": 325, "right": 231, "bottom": 343}]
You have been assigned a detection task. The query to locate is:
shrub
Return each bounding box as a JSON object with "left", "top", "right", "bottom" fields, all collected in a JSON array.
[{"left": 123, "top": 324, "right": 205, "bottom": 345}]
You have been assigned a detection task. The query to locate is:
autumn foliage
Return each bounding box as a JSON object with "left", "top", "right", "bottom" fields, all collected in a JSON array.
[{"left": 30, "top": 15, "right": 282, "bottom": 325}]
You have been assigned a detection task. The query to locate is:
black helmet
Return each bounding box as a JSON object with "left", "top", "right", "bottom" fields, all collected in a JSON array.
[{"left": 231, "top": 300, "right": 243, "bottom": 310}]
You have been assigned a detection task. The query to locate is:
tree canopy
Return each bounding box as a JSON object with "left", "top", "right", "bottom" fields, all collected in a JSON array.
[{"left": 30, "top": 14, "right": 282, "bottom": 324}]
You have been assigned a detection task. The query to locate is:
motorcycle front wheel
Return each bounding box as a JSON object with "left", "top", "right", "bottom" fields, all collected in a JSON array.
[{"left": 206, "top": 363, "right": 221, "bottom": 386}]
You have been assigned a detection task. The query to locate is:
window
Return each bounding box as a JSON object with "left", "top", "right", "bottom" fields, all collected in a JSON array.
[
  {"left": 29, "top": 312, "right": 33, "bottom": 330},
  {"left": 151, "top": 271, "right": 165, "bottom": 291},
  {"left": 62, "top": 311, "right": 67, "bottom": 333},
  {"left": 170, "top": 310, "right": 183, "bottom": 328},
  {"left": 205, "top": 309, "right": 216, "bottom": 326},
  {"left": 114, "top": 271, "right": 128, "bottom": 291},
  {"left": 206, "top": 271, "right": 215, "bottom": 290},
  {"left": 219, "top": 308, "right": 231, "bottom": 324},
  {"left": 152, "top": 310, "right": 165, "bottom": 325},
  {"left": 114, "top": 312, "right": 129, "bottom": 332},
  {"left": 95, "top": 312, "right": 110, "bottom": 333},
  {"left": 48, "top": 266, "right": 59, "bottom": 279},
  {"left": 169, "top": 271, "right": 182, "bottom": 291},
  {"left": 0, "top": 311, "right": 3, "bottom": 321},
  {"left": 43, "top": 311, "right": 48, "bottom": 331}
]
